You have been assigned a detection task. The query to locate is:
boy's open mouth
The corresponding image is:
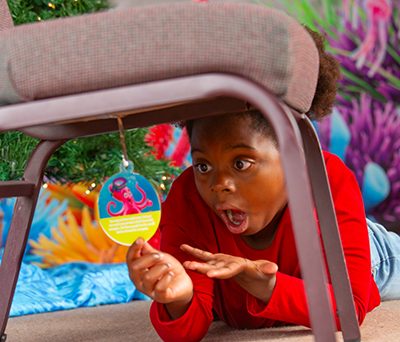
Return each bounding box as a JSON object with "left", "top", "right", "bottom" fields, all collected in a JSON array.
[{"left": 220, "top": 209, "right": 248, "bottom": 234}]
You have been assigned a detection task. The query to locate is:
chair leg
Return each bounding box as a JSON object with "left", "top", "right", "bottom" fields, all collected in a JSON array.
[
  {"left": 255, "top": 109, "right": 337, "bottom": 341},
  {"left": 279, "top": 142, "right": 337, "bottom": 341},
  {"left": 0, "top": 140, "right": 64, "bottom": 338},
  {"left": 298, "top": 116, "right": 361, "bottom": 342}
]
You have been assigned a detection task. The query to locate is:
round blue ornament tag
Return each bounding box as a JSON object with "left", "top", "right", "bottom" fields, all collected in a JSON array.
[{"left": 97, "top": 162, "right": 161, "bottom": 246}]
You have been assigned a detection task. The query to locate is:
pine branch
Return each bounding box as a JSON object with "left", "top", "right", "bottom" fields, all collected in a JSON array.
[
  {"left": 8, "top": 0, "right": 109, "bottom": 24},
  {"left": 0, "top": 130, "right": 180, "bottom": 186}
]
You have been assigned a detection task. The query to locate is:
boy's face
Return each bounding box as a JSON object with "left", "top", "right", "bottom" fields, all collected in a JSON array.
[{"left": 190, "top": 114, "right": 287, "bottom": 237}]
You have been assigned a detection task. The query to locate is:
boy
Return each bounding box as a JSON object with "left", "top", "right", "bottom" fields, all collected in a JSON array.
[{"left": 126, "top": 28, "right": 400, "bottom": 342}]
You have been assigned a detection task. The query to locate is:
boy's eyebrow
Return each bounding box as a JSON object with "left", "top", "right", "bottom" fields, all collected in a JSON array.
[
  {"left": 228, "top": 143, "right": 256, "bottom": 150},
  {"left": 191, "top": 147, "right": 202, "bottom": 154}
]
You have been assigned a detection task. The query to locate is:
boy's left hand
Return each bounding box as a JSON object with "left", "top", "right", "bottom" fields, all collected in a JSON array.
[{"left": 181, "top": 244, "right": 278, "bottom": 303}]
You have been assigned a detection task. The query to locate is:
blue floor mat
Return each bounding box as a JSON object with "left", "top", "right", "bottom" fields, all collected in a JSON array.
[{"left": 1, "top": 253, "right": 148, "bottom": 317}]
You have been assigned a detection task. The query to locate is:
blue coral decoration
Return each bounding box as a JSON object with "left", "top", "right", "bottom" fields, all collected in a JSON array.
[
  {"left": 362, "top": 162, "right": 390, "bottom": 211},
  {"left": 329, "top": 108, "right": 351, "bottom": 161}
]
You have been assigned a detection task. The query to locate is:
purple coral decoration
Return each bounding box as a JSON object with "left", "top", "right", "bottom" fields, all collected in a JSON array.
[
  {"left": 314, "top": 0, "right": 400, "bottom": 228},
  {"left": 318, "top": 95, "right": 400, "bottom": 224},
  {"left": 342, "top": 96, "right": 400, "bottom": 223},
  {"left": 329, "top": 0, "right": 400, "bottom": 103}
]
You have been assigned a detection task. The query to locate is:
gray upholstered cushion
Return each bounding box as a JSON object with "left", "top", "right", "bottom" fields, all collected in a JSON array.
[
  {"left": 0, "top": 0, "right": 12, "bottom": 31},
  {"left": 0, "top": 1, "right": 319, "bottom": 113}
]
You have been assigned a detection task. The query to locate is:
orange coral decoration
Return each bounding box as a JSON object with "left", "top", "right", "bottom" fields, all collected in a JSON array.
[
  {"left": 45, "top": 182, "right": 100, "bottom": 225},
  {"left": 30, "top": 207, "right": 128, "bottom": 268}
]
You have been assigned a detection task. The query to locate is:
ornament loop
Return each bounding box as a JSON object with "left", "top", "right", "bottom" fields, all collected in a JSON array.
[{"left": 119, "top": 159, "right": 134, "bottom": 173}]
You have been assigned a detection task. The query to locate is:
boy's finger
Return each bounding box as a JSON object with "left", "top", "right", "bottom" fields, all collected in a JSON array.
[
  {"left": 207, "top": 267, "right": 236, "bottom": 279},
  {"left": 126, "top": 237, "right": 145, "bottom": 263},
  {"left": 153, "top": 271, "right": 174, "bottom": 299},
  {"left": 181, "top": 244, "right": 214, "bottom": 261},
  {"left": 140, "top": 272, "right": 157, "bottom": 295},
  {"left": 141, "top": 240, "right": 160, "bottom": 256},
  {"left": 207, "top": 261, "right": 240, "bottom": 279},
  {"left": 183, "top": 260, "right": 213, "bottom": 274},
  {"left": 260, "top": 262, "right": 278, "bottom": 276},
  {"left": 128, "top": 253, "right": 165, "bottom": 291},
  {"left": 144, "top": 262, "right": 171, "bottom": 284},
  {"left": 130, "top": 252, "right": 163, "bottom": 273}
]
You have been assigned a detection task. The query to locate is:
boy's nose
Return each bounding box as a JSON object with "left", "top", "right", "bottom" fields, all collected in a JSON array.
[{"left": 210, "top": 174, "right": 235, "bottom": 193}]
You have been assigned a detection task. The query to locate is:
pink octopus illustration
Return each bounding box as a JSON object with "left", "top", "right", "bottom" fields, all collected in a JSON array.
[{"left": 107, "top": 177, "right": 153, "bottom": 216}]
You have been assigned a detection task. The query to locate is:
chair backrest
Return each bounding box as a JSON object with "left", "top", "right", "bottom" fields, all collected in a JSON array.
[{"left": 0, "top": 0, "right": 13, "bottom": 31}]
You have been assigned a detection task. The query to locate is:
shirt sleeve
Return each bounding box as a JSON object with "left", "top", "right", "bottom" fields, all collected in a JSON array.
[
  {"left": 150, "top": 279, "right": 214, "bottom": 342},
  {"left": 247, "top": 153, "right": 379, "bottom": 328}
]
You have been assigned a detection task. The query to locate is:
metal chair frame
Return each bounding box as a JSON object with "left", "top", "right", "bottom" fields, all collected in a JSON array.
[
  {"left": 0, "top": 1, "right": 361, "bottom": 341},
  {"left": 0, "top": 73, "right": 360, "bottom": 342}
]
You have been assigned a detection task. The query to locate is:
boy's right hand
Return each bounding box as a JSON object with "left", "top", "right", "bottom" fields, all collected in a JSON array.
[{"left": 126, "top": 238, "right": 193, "bottom": 318}]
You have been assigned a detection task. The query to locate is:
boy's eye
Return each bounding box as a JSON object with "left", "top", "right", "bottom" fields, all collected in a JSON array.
[
  {"left": 234, "top": 159, "right": 252, "bottom": 171},
  {"left": 194, "top": 163, "right": 212, "bottom": 174}
]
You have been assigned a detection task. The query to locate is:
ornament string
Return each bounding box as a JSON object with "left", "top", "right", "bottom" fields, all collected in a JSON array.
[{"left": 117, "top": 116, "right": 130, "bottom": 169}]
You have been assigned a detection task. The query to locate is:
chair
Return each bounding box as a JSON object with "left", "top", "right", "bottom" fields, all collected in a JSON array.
[{"left": 0, "top": 1, "right": 360, "bottom": 341}]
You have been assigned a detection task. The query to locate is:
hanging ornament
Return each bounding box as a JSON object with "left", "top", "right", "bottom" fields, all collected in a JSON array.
[{"left": 97, "top": 117, "right": 161, "bottom": 246}]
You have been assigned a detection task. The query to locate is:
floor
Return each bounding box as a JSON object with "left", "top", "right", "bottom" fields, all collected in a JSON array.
[{"left": 5, "top": 300, "right": 400, "bottom": 341}]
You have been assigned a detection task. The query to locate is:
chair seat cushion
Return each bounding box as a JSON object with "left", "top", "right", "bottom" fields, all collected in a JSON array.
[{"left": 0, "top": 1, "right": 318, "bottom": 113}]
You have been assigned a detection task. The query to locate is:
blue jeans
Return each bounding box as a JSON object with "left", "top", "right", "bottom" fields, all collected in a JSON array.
[{"left": 368, "top": 218, "right": 400, "bottom": 301}]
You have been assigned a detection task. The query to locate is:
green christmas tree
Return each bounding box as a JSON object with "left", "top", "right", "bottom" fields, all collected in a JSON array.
[{"left": 1, "top": 0, "right": 179, "bottom": 188}]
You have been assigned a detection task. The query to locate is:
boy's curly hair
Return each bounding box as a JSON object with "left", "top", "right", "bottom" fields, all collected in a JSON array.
[{"left": 305, "top": 26, "right": 340, "bottom": 120}]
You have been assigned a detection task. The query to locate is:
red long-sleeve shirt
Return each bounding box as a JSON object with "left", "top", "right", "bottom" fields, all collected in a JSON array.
[{"left": 150, "top": 152, "right": 380, "bottom": 342}]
